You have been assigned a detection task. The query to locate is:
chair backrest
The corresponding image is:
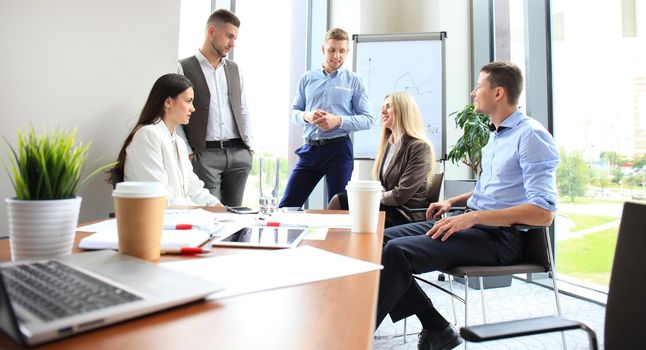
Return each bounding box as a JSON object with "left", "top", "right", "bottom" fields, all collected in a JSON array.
[
  {"left": 427, "top": 172, "right": 444, "bottom": 203},
  {"left": 518, "top": 226, "right": 551, "bottom": 272},
  {"left": 605, "top": 201, "right": 646, "bottom": 349}
]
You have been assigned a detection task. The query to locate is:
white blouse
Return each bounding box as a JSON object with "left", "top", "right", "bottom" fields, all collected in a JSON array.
[
  {"left": 124, "top": 121, "right": 220, "bottom": 206},
  {"left": 381, "top": 136, "right": 401, "bottom": 178}
]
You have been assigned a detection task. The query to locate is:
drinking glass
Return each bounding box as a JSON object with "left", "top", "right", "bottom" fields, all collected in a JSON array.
[{"left": 259, "top": 157, "right": 280, "bottom": 215}]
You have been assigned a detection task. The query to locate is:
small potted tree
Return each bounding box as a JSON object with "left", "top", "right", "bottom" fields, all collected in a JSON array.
[
  {"left": 446, "top": 103, "right": 491, "bottom": 176},
  {"left": 442, "top": 104, "right": 491, "bottom": 202},
  {"left": 4, "top": 127, "right": 113, "bottom": 261}
]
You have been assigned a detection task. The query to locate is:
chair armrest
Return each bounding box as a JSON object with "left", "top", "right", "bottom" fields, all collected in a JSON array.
[
  {"left": 402, "top": 206, "right": 468, "bottom": 215},
  {"left": 460, "top": 316, "right": 598, "bottom": 349},
  {"left": 402, "top": 206, "right": 470, "bottom": 215},
  {"left": 511, "top": 224, "right": 547, "bottom": 231},
  {"left": 401, "top": 206, "right": 426, "bottom": 213},
  {"left": 448, "top": 206, "right": 466, "bottom": 212}
]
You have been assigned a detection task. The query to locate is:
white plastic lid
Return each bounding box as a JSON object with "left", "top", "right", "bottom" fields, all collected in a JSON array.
[
  {"left": 112, "top": 181, "right": 169, "bottom": 198},
  {"left": 346, "top": 180, "right": 382, "bottom": 191}
]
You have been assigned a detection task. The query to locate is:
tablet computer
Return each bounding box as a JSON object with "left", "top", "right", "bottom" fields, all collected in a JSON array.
[{"left": 212, "top": 226, "right": 307, "bottom": 249}]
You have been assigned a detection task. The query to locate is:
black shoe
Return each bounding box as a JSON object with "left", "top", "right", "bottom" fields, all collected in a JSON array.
[{"left": 417, "top": 324, "right": 463, "bottom": 350}]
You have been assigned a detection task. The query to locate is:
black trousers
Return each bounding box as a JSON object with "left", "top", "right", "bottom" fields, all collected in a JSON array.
[{"left": 376, "top": 219, "right": 524, "bottom": 327}]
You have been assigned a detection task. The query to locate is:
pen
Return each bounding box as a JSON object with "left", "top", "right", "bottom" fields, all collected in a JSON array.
[
  {"left": 266, "top": 222, "right": 307, "bottom": 228},
  {"left": 161, "top": 247, "right": 211, "bottom": 255},
  {"left": 164, "top": 224, "right": 199, "bottom": 230}
]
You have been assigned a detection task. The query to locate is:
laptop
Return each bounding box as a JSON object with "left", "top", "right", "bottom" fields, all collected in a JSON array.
[{"left": 0, "top": 250, "right": 224, "bottom": 346}]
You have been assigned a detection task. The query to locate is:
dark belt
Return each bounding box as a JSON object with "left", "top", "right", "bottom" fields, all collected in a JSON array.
[
  {"left": 304, "top": 134, "right": 350, "bottom": 146},
  {"left": 205, "top": 138, "right": 245, "bottom": 149}
]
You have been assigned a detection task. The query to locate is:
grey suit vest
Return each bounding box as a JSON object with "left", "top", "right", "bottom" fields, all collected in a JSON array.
[{"left": 178, "top": 56, "right": 246, "bottom": 153}]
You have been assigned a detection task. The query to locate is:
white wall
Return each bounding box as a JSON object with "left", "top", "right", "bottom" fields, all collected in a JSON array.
[
  {"left": 329, "top": 0, "right": 472, "bottom": 182},
  {"left": 0, "top": 0, "right": 181, "bottom": 233}
]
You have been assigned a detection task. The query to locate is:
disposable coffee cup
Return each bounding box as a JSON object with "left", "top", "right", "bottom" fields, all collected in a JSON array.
[
  {"left": 112, "top": 182, "right": 168, "bottom": 261},
  {"left": 346, "top": 180, "right": 382, "bottom": 233}
]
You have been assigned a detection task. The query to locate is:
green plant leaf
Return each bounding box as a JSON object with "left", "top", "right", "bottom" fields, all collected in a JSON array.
[
  {"left": 3, "top": 126, "right": 113, "bottom": 200},
  {"left": 446, "top": 104, "right": 491, "bottom": 175}
]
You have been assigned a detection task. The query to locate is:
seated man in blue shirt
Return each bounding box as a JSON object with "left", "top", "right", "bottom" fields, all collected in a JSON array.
[
  {"left": 279, "top": 27, "right": 374, "bottom": 208},
  {"left": 375, "top": 61, "right": 560, "bottom": 350}
]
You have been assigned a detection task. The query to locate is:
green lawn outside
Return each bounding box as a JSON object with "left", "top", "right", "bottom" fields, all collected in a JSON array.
[
  {"left": 557, "top": 196, "right": 626, "bottom": 205},
  {"left": 558, "top": 212, "right": 616, "bottom": 232},
  {"left": 556, "top": 227, "right": 618, "bottom": 286}
]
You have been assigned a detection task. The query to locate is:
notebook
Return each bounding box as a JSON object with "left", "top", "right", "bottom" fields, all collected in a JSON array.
[
  {"left": 78, "top": 229, "right": 212, "bottom": 251},
  {"left": 0, "top": 250, "right": 224, "bottom": 346}
]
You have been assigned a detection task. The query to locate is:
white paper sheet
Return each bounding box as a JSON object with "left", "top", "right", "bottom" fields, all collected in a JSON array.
[
  {"left": 78, "top": 209, "right": 228, "bottom": 233},
  {"left": 78, "top": 229, "right": 212, "bottom": 250},
  {"left": 77, "top": 219, "right": 117, "bottom": 232},
  {"left": 163, "top": 208, "right": 219, "bottom": 228},
  {"left": 162, "top": 246, "right": 382, "bottom": 300},
  {"left": 302, "top": 228, "right": 328, "bottom": 240},
  {"left": 267, "top": 213, "right": 351, "bottom": 228}
]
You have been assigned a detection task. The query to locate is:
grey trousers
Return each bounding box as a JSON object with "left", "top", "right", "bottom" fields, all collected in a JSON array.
[{"left": 191, "top": 146, "right": 252, "bottom": 206}]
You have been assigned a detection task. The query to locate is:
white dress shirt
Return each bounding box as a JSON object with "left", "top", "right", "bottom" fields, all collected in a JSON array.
[{"left": 124, "top": 121, "right": 220, "bottom": 206}]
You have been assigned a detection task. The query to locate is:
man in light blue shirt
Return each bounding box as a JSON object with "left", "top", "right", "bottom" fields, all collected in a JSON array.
[
  {"left": 375, "top": 61, "right": 559, "bottom": 350},
  {"left": 279, "top": 27, "right": 373, "bottom": 208}
]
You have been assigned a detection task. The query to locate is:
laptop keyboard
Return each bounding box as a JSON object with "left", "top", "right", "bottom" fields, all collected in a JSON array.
[{"left": 1, "top": 261, "right": 142, "bottom": 321}]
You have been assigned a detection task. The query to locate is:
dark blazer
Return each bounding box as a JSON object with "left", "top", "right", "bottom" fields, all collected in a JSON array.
[{"left": 379, "top": 135, "right": 433, "bottom": 221}]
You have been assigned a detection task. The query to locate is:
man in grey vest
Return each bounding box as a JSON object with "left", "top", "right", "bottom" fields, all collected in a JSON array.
[{"left": 177, "top": 9, "right": 253, "bottom": 206}]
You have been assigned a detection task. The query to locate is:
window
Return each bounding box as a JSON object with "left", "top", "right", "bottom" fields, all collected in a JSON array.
[
  {"left": 551, "top": 0, "right": 646, "bottom": 289},
  {"left": 507, "top": 0, "right": 527, "bottom": 111},
  {"left": 178, "top": 1, "right": 211, "bottom": 59},
  {"left": 491, "top": 0, "right": 646, "bottom": 292},
  {"left": 234, "top": 1, "right": 292, "bottom": 207},
  {"left": 178, "top": 1, "right": 292, "bottom": 208}
]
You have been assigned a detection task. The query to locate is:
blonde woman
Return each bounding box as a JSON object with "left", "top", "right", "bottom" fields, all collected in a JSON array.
[{"left": 328, "top": 92, "right": 436, "bottom": 227}]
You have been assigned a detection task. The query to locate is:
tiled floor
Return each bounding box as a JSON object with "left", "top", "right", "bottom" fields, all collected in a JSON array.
[{"left": 374, "top": 272, "right": 605, "bottom": 350}]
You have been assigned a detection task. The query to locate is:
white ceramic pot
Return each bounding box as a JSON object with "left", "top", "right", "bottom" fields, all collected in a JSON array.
[{"left": 5, "top": 197, "right": 82, "bottom": 261}]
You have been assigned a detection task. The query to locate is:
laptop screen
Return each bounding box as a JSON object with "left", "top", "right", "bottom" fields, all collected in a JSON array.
[{"left": 0, "top": 272, "right": 26, "bottom": 346}]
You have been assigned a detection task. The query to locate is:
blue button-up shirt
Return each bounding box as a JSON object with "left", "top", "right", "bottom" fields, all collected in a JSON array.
[
  {"left": 290, "top": 66, "right": 374, "bottom": 141},
  {"left": 467, "top": 111, "right": 559, "bottom": 212}
]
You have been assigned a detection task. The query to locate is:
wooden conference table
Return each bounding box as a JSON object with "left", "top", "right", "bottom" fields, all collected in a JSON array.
[{"left": 0, "top": 210, "right": 385, "bottom": 350}]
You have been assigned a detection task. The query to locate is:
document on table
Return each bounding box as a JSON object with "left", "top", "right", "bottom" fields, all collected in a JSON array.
[
  {"left": 162, "top": 246, "right": 382, "bottom": 300},
  {"left": 77, "top": 219, "right": 117, "bottom": 232},
  {"left": 163, "top": 208, "right": 220, "bottom": 229},
  {"left": 267, "top": 212, "right": 351, "bottom": 228},
  {"left": 302, "top": 227, "right": 328, "bottom": 240},
  {"left": 78, "top": 229, "right": 212, "bottom": 250},
  {"left": 78, "top": 209, "right": 230, "bottom": 235}
]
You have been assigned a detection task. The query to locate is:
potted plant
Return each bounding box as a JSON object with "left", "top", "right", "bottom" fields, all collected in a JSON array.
[
  {"left": 446, "top": 103, "right": 491, "bottom": 176},
  {"left": 3, "top": 127, "right": 113, "bottom": 261}
]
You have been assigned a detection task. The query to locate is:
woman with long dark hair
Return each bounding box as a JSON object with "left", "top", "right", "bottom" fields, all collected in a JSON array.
[{"left": 109, "top": 73, "right": 221, "bottom": 206}]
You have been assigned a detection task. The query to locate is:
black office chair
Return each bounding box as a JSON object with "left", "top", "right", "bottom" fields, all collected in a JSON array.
[
  {"left": 459, "top": 201, "right": 646, "bottom": 350},
  {"left": 424, "top": 172, "right": 444, "bottom": 204},
  {"left": 409, "top": 224, "right": 565, "bottom": 349},
  {"left": 398, "top": 172, "right": 444, "bottom": 221},
  {"left": 443, "top": 225, "right": 560, "bottom": 323}
]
